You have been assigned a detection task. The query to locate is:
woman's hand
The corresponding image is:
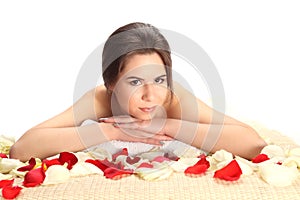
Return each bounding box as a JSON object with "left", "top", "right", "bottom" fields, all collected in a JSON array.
[{"left": 99, "top": 115, "right": 173, "bottom": 145}]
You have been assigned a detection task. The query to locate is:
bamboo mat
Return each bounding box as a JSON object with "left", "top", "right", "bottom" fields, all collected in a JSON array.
[{"left": 16, "top": 122, "right": 300, "bottom": 200}]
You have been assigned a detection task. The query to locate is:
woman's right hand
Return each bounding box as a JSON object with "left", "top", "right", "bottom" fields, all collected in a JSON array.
[{"left": 99, "top": 116, "right": 173, "bottom": 146}]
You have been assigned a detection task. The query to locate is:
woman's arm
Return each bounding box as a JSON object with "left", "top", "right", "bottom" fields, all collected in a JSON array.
[{"left": 164, "top": 119, "right": 266, "bottom": 160}]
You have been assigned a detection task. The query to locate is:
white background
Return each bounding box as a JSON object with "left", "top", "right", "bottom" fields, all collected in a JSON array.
[{"left": 0, "top": 0, "right": 299, "bottom": 144}]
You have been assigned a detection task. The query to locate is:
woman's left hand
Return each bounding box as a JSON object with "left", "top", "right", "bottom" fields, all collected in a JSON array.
[{"left": 99, "top": 115, "right": 172, "bottom": 139}]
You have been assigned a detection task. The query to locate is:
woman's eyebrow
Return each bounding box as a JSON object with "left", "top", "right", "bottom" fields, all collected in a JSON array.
[{"left": 126, "top": 74, "right": 166, "bottom": 80}]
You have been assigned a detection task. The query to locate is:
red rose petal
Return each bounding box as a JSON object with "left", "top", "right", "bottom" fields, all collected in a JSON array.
[
  {"left": 85, "top": 159, "right": 112, "bottom": 172},
  {"left": 112, "top": 148, "right": 128, "bottom": 161},
  {"left": 137, "top": 162, "right": 154, "bottom": 169},
  {"left": 0, "top": 179, "right": 14, "bottom": 188},
  {"left": 104, "top": 167, "right": 133, "bottom": 180},
  {"left": 42, "top": 158, "right": 61, "bottom": 169},
  {"left": 17, "top": 157, "right": 36, "bottom": 172},
  {"left": 58, "top": 152, "right": 78, "bottom": 170},
  {"left": 2, "top": 185, "right": 22, "bottom": 199},
  {"left": 126, "top": 156, "right": 141, "bottom": 165},
  {"left": 0, "top": 153, "right": 8, "bottom": 158},
  {"left": 213, "top": 160, "right": 242, "bottom": 181},
  {"left": 164, "top": 153, "right": 179, "bottom": 161},
  {"left": 184, "top": 156, "right": 210, "bottom": 176},
  {"left": 23, "top": 167, "right": 45, "bottom": 187},
  {"left": 152, "top": 156, "right": 170, "bottom": 163},
  {"left": 252, "top": 154, "right": 270, "bottom": 163}
]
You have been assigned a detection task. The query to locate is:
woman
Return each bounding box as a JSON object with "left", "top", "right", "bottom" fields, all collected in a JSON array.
[{"left": 9, "top": 22, "right": 266, "bottom": 161}]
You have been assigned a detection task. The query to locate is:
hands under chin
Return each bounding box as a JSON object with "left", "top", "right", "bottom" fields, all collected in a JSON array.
[{"left": 98, "top": 115, "right": 173, "bottom": 146}]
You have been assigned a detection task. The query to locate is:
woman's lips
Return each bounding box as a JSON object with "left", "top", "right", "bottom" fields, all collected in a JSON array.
[{"left": 139, "top": 106, "right": 156, "bottom": 113}]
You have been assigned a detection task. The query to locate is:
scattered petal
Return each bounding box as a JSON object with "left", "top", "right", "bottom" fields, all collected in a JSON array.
[
  {"left": 212, "top": 150, "right": 233, "bottom": 162},
  {"left": 252, "top": 154, "right": 270, "bottom": 163},
  {"left": 85, "top": 159, "right": 114, "bottom": 172},
  {"left": 59, "top": 152, "right": 78, "bottom": 170},
  {"left": 2, "top": 185, "right": 22, "bottom": 199},
  {"left": 152, "top": 156, "right": 170, "bottom": 163},
  {"left": 126, "top": 156, "right": 141, "bottom": 165},
  {"left": 287, "top": 147, "right": 300, "bottom": 157},
  {"left": 43, "top": 165, "right": 70, "bottom": 185},
  {"left": 0, "top": 158, "right": 24, "bottom": 174},
  {"left": 104, "top": 167, "right": 133, "bottom": 180},
  {"left": 169, "top": 158, "right": 199, "bottom": 172},
  {"left": 184, "top": 156, "right": 210, "bottom": 176},
  {"left": 70, "top": 162, "right": 103, "bottom": 177},
  {"left": 23, "top": 167, "right": 45, "bottom": 187},
  {"left": 235, "top": 156, "right": 254, "bottom": 176},
  {"left": 261, "top": 145, "right": 285, "bottom": 158},
  {"left": 0, "top": 179, "right": 14, "bottom": 188},
  {"left": 42, "top": 158, "right": 61, "bottom": 169},
  {"left": 259, "top": 163, "right": 298, "bottom": 187},
  {"left": 0, "top": 153, "right": 8, "bottom": 158},
  {"left": 137, "top": 162, "right": 154, "bottom": 169},
  {"left": 17, "top": 157, "right": 36, "bottom": 171},
  {"left": 213, "top": 160, "right": 242, "bottom": 181},
  {"left": 135, "top": 162, "right": 173, "bottom": 181},
  {"left": 112, "top": 148, "right": 128, "bottom": 161},
  {"left": 283, "top": 156, "right": 300, "bottom": 168}
]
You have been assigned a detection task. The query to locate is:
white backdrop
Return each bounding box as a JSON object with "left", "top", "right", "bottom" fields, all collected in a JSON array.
[{"left": 0, "top": 0, "right": 299, "bottom": 144}]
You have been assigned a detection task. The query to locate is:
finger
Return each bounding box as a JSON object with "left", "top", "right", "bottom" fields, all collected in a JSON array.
[
  {"left": 99, "top": 115, "right": 141, "bottom": 124},
  {"left": 115, "top": 121, "right": 165, "bottom": 134}
]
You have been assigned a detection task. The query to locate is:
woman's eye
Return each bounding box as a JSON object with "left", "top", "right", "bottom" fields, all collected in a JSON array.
[
  {"left": 155, "top": 77, "right": 165, "bottom": 84},
  {"left": 129, "top": 80, "right": 142, "bottom": 86}
]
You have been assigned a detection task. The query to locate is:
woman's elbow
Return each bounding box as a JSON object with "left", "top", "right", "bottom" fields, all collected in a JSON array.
[{"left": 9, "top": 142, "right": 29, "bottom": 162}]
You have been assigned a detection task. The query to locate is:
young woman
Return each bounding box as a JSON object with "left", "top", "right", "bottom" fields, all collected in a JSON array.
[{"left": 9, "top": 22, "right": 267, "bottom": 161}]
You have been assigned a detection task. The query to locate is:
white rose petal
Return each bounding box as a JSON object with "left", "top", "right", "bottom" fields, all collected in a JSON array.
[
  {"left": 0, "top": 158, "right": 25, "bottom": 173},
  {"left": 43, "top": 165, "right": 70, "bottom": 185},
  {"left": 74, "top": 152, "right": 94, "bottom": 162},
  {"left": 212, "top": 150, "right": 233, "bottom": 162},
  {"left": 88, "top": 147, "right": 112, "bottom": 161},
  {"left": 169, "top": 158, "right": 200, "bottom": 172},
  {"left": 135, "top": 162, "right": 173, "bottom": 181},
  {"left": 283, "top": 156, "right": 300, "bottom": 168},
  {"left": 261, "top": 145, "right": 285, "bottom": 158},
  {"left": 138, "top": 151, "right": 165, "bottom": 161},
  {"left": 287, "top": 147, "right": 300, "bottom": 157},
  {"left": 259, "top": 164, "right": 299, "bottom": 187},
  {"left": 235, "top": 157, "right": 254, "bottom": 176},
  {"left": 70, "top": 162, "right": 103, "bottom": 177},
  {"left": 0, "top": 173, "right": 13, "bottom": 180}
]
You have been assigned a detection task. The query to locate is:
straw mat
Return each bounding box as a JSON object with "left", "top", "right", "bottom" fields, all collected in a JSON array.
[{"left": 16, "top": 122, "right": 300, "bottom": 199}]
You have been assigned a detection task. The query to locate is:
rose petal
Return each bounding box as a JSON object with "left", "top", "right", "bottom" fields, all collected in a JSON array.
[
  {"left": 252, "top": 154, "right": 270, "bottom": 163},
  {"left": 135, "top": 162, "right": 173, "bottom": 181},
  {"left": 152, "top": 156, "right": 170, "bottom": 163},
  {"left": 17, "top": 157, "right": 36, "bottom": 171},
  {"left": 287, "top": 147, "right": 300, "bottom": 157},
  {"left": 259, "top": 163, "right": 298, "bottom": 187},
  {"left": 213, "top": 160, "right": 242, "bottom": 181},
  {"left": 42, "top": 158, "right": 61, "bottom": 169},
  {"left": 85, "top": 158, "right": 115, "bottom": 172},
  {"left": 2, "top": 185, "right": 22, "bottom": 199},
  {"left": 261, "top": 145, "right": 285, "bottom": 158},
  {"left": 0, "top": 153, "right": 8, "bottom": 158},
  {"left": 23, "top": 167, "right": 45, "bottom": 187},
  {"left": 184, "top": 156, "right": 210, "bottom": 176},
  {"left": 126, "top": 156, "right": 141, "bottom": 165},
  {"left": 104, "top": 167, "right": 133, "bottom": 180},
  {"left": 212, "top": 150, "right": 233, "bottom": 162},
  {"left": 43, "top": 165, "right": 70, "bottom": 185},
  {"left": 112, "top": 148, "right": 128, "bottom": 161},
  {"left": 169, "top": 158, "right": 199, "bottom": 172},
  {"left": 0, "top": 158, "right": 24, "bottom": 174},
  {"left": 70, "top": 162, "right": 103, "bottom": 177},
  {"left": 136, "top": 162, "right": 154, "bottom": 169},
  {"left": 58, "top": 152, "right": 78, "bottom": 170},
  {"left": 235, "top": 156, "right": 255, "bottom": 176},
  {"left": 0, "top": 179, "right": 14, "bottom": 188}
]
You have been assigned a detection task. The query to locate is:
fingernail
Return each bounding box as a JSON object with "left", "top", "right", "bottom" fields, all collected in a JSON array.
[{"left": 99, "top": 117, "right": 109, "bottom": 122}]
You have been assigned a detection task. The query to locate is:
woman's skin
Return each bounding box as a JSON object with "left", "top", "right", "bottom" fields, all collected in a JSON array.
[{"left": 9, "top": 53, "right": 267, "bottom": 162}]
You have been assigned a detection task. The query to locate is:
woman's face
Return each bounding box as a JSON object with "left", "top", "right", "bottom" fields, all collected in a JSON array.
[{"left": 111, "top": 53, "right": 169, "bottom": 120}]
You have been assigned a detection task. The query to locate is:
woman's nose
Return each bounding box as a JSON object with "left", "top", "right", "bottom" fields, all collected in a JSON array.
[{"left": 141, "top": 83, "right": 155, "bottom": 102}]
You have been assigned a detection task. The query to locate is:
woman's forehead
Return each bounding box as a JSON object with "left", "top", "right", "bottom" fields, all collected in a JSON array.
[{"left": 120, "top": 53, "right": 166, "bottom": 77}]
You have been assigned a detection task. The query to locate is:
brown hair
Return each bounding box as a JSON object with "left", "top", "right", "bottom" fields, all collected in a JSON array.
[{"left": 102, "top": 22, "right": 173, "bottom": 92}]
